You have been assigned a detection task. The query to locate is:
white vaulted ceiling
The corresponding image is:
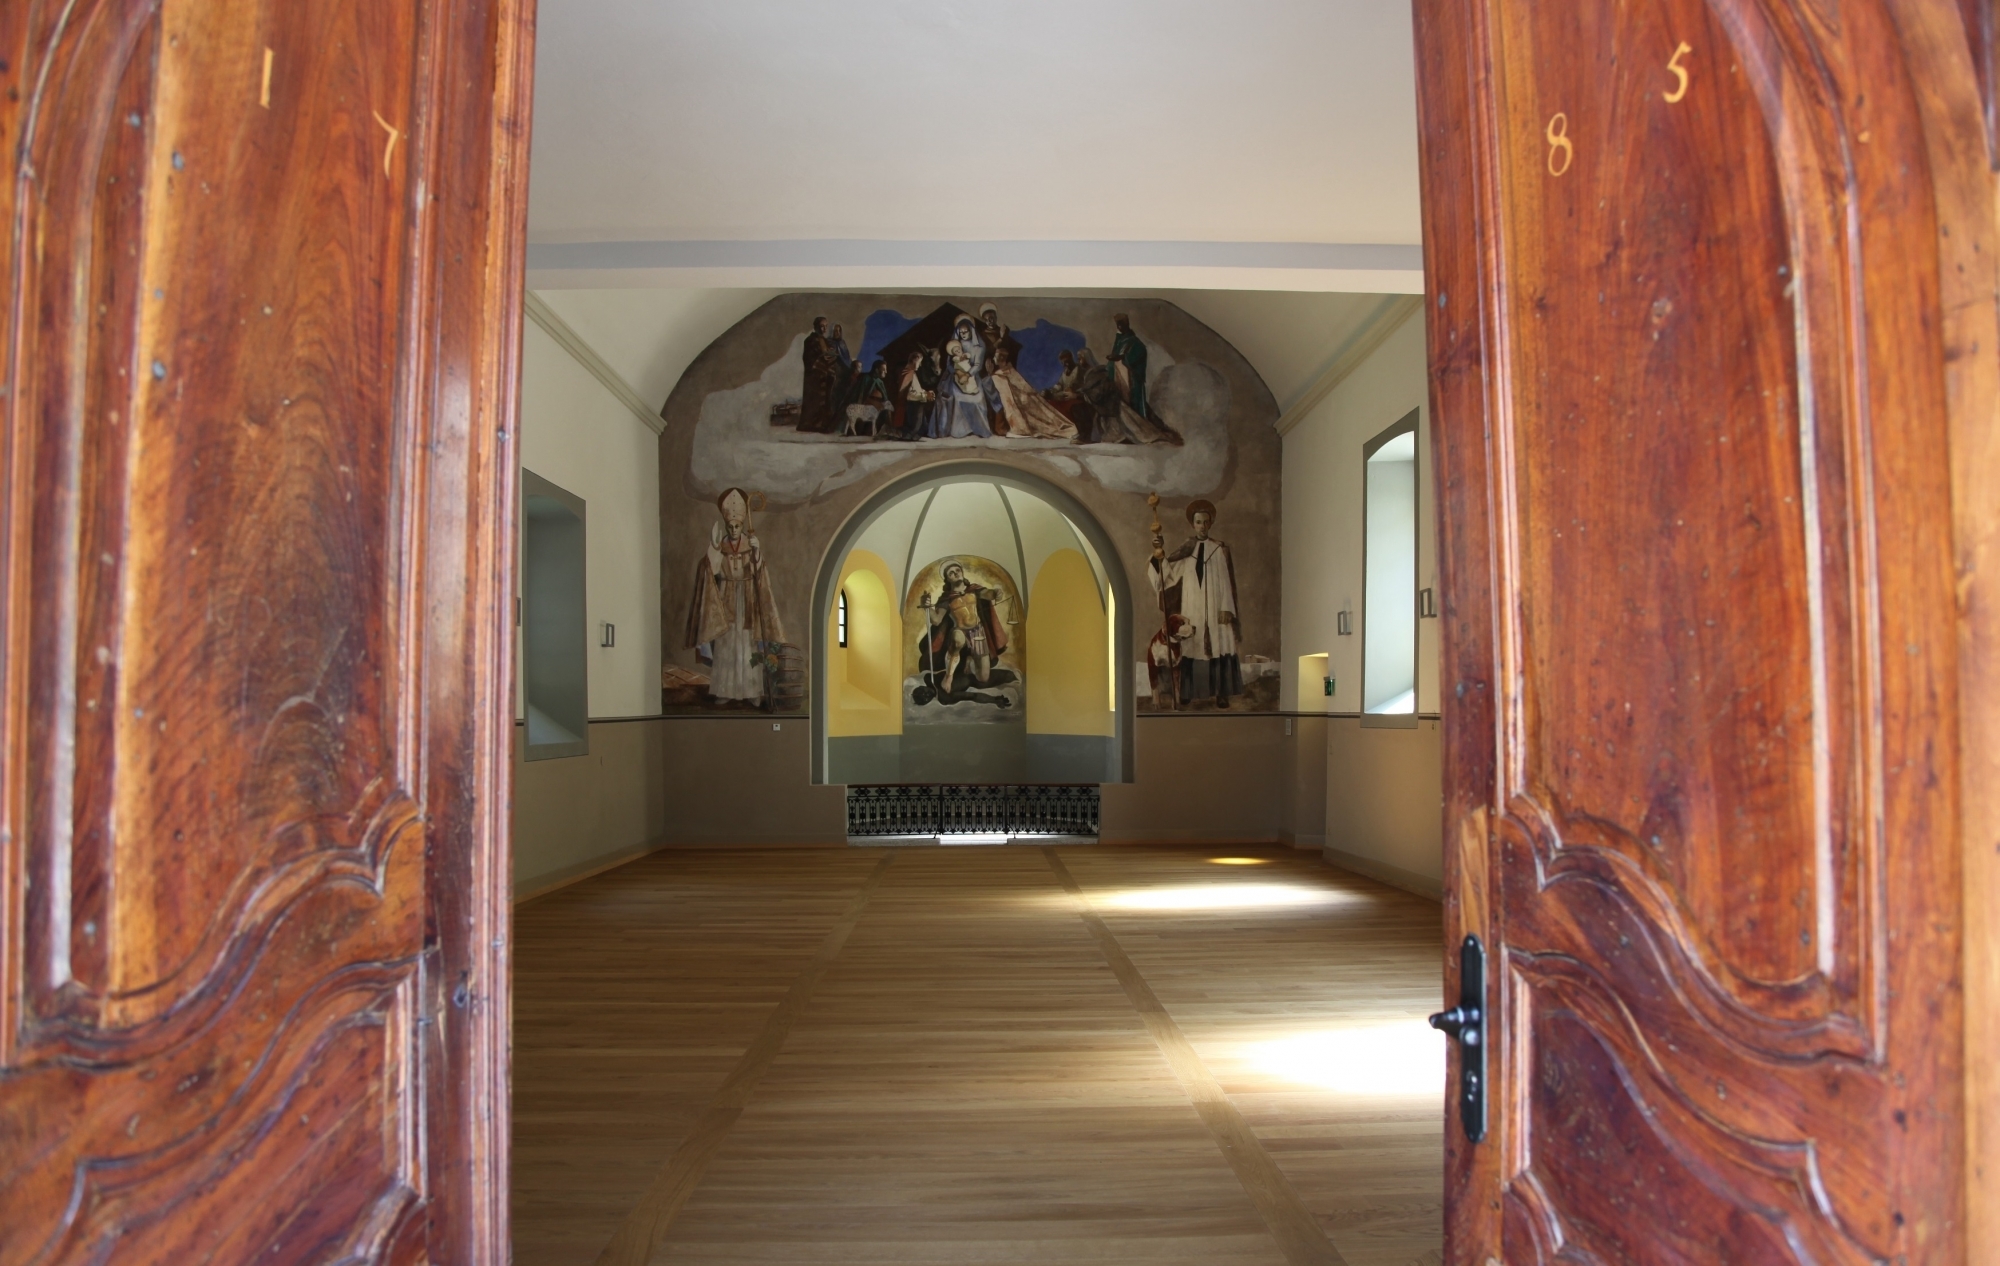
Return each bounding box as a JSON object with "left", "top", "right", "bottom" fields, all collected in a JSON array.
[
  {"left": 524, "top": 5, "right": 1427, "bottom": 417},
  {"left": 845, "top": 479, "right": 1111, "bottom": 610},
  {"left": 526, "top": 1, "right": 1423, "bottom": 293}
]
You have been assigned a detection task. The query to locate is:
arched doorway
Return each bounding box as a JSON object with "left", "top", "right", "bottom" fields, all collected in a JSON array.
[{"left": 810, "top": 461, "right": 1134, "bottom": 786}]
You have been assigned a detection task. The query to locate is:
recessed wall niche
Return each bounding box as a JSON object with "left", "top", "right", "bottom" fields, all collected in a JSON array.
[
  {"left": 813, "top": 468, "right": 1130, "bottom": 786},
  {"left": 522, "top": 469, "right": 589, "bottom": 760}
]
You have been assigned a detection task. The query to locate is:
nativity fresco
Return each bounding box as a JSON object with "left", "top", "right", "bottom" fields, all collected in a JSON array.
[
  {"left": 788, "top": 304, "right": 1181, "bottom": 449},
  {"left": 658, "top": 295, "right": 1281, "bottom": 717},
  {"left": 903, "top": 556, "right": 1025, "bottom": 722}
]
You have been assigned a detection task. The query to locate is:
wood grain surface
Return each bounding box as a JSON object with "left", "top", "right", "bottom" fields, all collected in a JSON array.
[
  {"left": 1413, "top": 0, "right": 1994, "bottom": 1260},
  {"left": 0, "top": 0, "right": 532, "bottom": 1260},
  {"left": 511, "top": 845, "right": 1445, "bottom": 1266}
]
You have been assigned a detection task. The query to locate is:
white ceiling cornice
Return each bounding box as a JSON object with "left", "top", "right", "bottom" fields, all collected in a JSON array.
[
  {"left": 1273, "top": 295, "right": 1425, "bottom": 434},
  {"left": 522, "top": 291, "right": 665, "bottom": 435}
]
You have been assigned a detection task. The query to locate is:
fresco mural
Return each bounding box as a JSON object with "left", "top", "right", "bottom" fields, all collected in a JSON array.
[
  {"left": 1147, "top": 498, "right": 1247, "bottom": 710},
  {"left": 789, "top": 303, "right": 1182, "bottom": 449},
  {"left": 658, "top": 294, "right": 1282, "bottom": 718},
  {"left": 902, "top": 556, "right": 1024, "bottom": 723},
  {"left": 687, "top": 299, "right": 1234, "bottom": 506},
  {"left": 666, "top": 487, "right": 803, "bottom": 712}
]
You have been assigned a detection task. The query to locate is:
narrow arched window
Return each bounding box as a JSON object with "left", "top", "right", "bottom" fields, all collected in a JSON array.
[
  {"left": 837, "top": 588, "right": 849, "bottom": 648},
  {"left": 1362, "top": 410, "right": 1420, "bottom": 727}
]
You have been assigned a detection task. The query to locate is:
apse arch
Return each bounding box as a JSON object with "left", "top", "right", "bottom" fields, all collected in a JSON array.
[{"left": 809, "top": 461, "right": 1134, "bottom": 785}]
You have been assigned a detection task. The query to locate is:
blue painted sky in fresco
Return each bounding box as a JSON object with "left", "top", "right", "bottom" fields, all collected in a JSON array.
[
  {"left": 854, "top": 309, "right": 920, "bottom": 371},
  {"left": 856, "top": 309, "right": 1088, "bottom": 391}
]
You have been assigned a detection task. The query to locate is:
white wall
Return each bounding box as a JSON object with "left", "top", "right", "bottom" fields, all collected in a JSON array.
[
  {"left": 518, "top": 320, "right": 663, "bottom": 719},
  {"left": 1280, "top": 313, "right": 1436, "bottom": 715},
  {"left": 1280, "top": 312, "right": 1442, "bottom": 894}
]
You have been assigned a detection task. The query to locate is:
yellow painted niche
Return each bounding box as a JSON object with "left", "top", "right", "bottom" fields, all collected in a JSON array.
[
  {"left": 827, "top": 549, "right": 902, "bottom": 737},
  {"left": 1298, "top": 652, "right": 1331, "bottom": 712},
  {"left": 1027, "top": 548, "right": 1114, "bottom": 737}
]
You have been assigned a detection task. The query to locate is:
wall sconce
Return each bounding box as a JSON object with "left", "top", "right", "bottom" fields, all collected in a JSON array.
[
  {"left": 1419, "top": 588, "right": 1438, "bottom": 618},
  {"left": 1337, "top": 604, "right": 1354, "bottom": 636},
  {"left": 600, "top": 621, "right": 616, "bottom": 648}
]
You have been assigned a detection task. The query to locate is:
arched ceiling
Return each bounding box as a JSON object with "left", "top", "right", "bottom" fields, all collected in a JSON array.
[{"left": 846, "top": 479, "right": 1109, "bottom": 612}]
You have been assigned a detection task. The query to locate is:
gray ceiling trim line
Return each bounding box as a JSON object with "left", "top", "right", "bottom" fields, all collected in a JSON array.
[
  {"left": 525, "top": 238, "right": 1424, "bottom": 274},
  {"left": 1272, "top": 293, "right": 1425, "bottom": 436},
  {"left": 522, "top": 291, "right": 666, "bottom": 436}
]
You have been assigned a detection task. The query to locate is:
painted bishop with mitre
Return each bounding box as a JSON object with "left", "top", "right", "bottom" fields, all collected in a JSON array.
[{"left": 685, "top": 487, "right": 785, "bottom": 705}]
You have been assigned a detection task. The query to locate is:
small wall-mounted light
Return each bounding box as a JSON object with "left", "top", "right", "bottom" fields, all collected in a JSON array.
[
  {"left": 600, "top": 621, "right": 616, "bottom": 648},
  {"left": 1419, "top": 587, "right": 1438, "bottom": 619},
  {"left": 1337, "top": 606, "right": 1354, "bottom": 636},
  {"left": 1323, "top": 676, "right": 1335, "bottom": 697}
]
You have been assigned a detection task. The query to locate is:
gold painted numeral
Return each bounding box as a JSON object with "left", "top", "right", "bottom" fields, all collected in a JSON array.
[
  {"left": 1664, "top": 41, "right": 1692, "bottom": 103},
  {"left": 1545, "top": 112, "right": 1573, "bottom": 176}
]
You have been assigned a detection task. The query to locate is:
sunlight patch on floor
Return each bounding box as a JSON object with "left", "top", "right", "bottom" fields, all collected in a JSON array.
[
  {"left": 1207, "top": 856, "right": 1273, "bottom": 866},
  {"left": 1246, "top": 1021, "right": 1445, "bottom": 1096},
  {"left": 1094, "top": 882, "right": 1364, "bottom": 912}
]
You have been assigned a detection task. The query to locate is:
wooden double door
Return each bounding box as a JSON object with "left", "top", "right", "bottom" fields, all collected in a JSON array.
[
  {"left": 0, "top": 0, "right": 1993, "bottom": 1262},
  {"left": 1417, "top": 0, "right": 1997, "bottom": 1261},
  {"left": 0, "top": 0, "right": 529, "bottom": 1260}
]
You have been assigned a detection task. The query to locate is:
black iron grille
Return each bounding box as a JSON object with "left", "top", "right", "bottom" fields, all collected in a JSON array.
[{"left": 846, "top": 785, "right": 1100, "bottom": 838}]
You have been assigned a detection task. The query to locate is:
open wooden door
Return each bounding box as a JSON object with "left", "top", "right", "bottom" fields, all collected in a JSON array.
[
  {"left": 1415, "top": 0, "right": 1999, "bottom": 1261},
  {"left": 0, "top": 0, "right": 531, "bottom": 1260}
]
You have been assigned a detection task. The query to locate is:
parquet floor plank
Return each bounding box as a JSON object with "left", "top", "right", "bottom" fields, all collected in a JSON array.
[{"left": 511, "top": 844, "right": 1444, "bottom": 1266}]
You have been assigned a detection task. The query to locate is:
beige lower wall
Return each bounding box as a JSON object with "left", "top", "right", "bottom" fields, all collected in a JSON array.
[
  {"left": 1283, "top": 715, "right": 1329, "bottom": 849},
  {"left": 651, "top": 715, "right": 1290, "bottom": 846},
  {"left": 656, "top": 718, "right": 848, "bottom": 846},
  {"left": 513, "top": 719, "right": 673, "bottom": 898},
  {"left": 1322, "top": 716, "right": 1443, "bottom": 899},
  {"left": 1101, "top": 716, "right": 1289, "bottom": 843},
  {"left": 513, "top": 713, "right": 1437, "bottom": 896}
]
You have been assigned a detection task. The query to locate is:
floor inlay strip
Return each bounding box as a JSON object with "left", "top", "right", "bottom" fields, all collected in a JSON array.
[
  {"left": 1041, "top": 846, "right": 1351, "bottom": 1266},
  {"left": 590, "top": 851, "right": 898, "bottom": 1266}
]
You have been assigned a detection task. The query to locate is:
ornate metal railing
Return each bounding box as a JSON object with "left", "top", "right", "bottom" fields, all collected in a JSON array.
[{"left": 845, "top": 784, "right": 1100, "bottom": 839}]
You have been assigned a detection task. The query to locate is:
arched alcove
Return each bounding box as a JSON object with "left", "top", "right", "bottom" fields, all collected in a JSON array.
[
  {"left": 825, "top": 551, "right": 899, "bottom": 735},
  {"left": 810, "top": 461, "right": 1134, "bottom": 785}
]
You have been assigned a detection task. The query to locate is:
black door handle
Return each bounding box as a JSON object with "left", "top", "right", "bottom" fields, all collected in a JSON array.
[{"left": 1429, "top": 934, "right": 1487, "bottom": 1142}]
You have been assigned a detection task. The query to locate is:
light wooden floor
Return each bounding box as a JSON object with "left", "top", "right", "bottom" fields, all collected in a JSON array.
[{"left": 512, "top": 844, "right": 1445, "bottom": 1266}]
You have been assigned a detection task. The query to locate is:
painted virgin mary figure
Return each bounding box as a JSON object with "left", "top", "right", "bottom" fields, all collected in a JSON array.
[
  {"left": 685, "top": 488, "right": 785, "bottom": 705},
  {"left": 926, "top": 315, "right": 995, "bottom": 439}
]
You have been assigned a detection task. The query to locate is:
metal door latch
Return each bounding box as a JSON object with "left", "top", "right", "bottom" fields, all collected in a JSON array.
[{"left": 1429, "top": 934, "right": 1487, "bottom": 1142}]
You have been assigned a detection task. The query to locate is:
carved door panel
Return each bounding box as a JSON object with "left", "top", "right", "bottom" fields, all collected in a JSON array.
[
  {"left": 1415, "top": 0, "right": 1992, "bottom": 1261},
  {"left": 0, "top": 0, "right": 530, "bottom": 1261}
]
